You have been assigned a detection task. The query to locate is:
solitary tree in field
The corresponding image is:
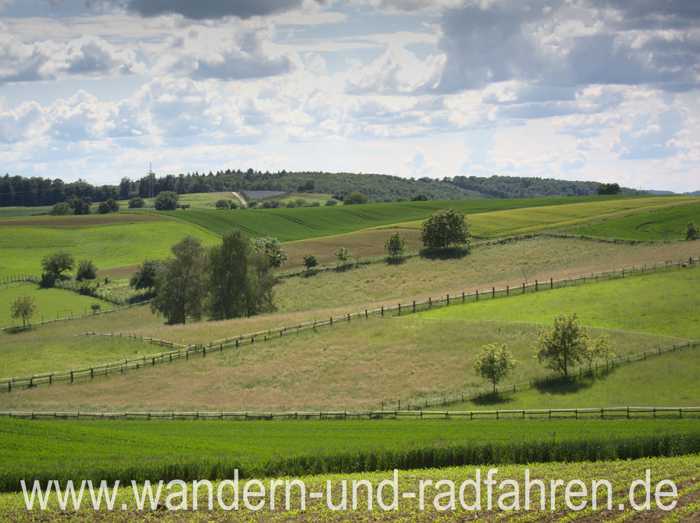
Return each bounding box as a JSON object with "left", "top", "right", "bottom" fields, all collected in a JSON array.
[
  {"left": 154, "top": 191, "right": 179, "bottom": 211},
  {"left": 385, "top": 232, "right": 406, "bottom": 263},
  {"left": 11, "top": 296, "right": 36, "bottom": 329},
  {"left": 474, "top": 344, "right": 516, "bottom": 394},
  {"left": 335, "top": 247, "right": 351, "bottom": 269},
  {"left": 536, "top": 314, "right": 589, "bottom": 378},
  {"left": 421, "top": 209, "right": 470, "bottom": 252},
  {"left": 151, "top": 237, "right": 208, "bottom": 324},
  {"left": 128, "top": 196, "right": 145, "bottom": 209},
  {"left": 687, "top": 222, "right": 699, "bottom": 241}
]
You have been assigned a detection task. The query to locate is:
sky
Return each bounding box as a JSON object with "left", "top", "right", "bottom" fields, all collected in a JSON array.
[{"left": 1, "top": 0, "right": 699, "bottom": 192}]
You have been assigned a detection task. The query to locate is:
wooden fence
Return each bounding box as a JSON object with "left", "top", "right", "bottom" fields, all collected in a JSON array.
[
  {"left": 1, "top": 255, "right": 698, "bottom": 392},
  {"left": 0, "top": 406, "right": 698, "bottom": 422}
]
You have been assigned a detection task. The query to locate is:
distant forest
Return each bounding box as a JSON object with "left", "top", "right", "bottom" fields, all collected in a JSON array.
[{"left": 0, "top": 170, "right": 643, "bottom": 207}]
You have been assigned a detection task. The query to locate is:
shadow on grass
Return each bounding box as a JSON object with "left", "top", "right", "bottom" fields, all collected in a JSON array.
[
  {"left": 419, "top": 247, "right": 470, "bottom": 260},
  {"left": 471, "top": 392, "right": 513, "bottom": 405},
  {"left": 4, "top": 325, "right": 32, "bottom": 335},
  {"left": 533, "top": 367, "right": 616, "bottom": 395}
]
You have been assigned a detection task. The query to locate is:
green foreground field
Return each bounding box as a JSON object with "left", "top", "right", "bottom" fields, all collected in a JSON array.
[
  {"left": 0, "top": 417, "right": 698, "bottom": 494},
  {"left": 0, "top": 283, "right": 110, "bottom": 327}
]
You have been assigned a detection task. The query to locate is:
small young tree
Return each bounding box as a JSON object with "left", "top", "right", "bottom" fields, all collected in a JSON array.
[
  {"left": 130, "top": 260, "right": 160, "bottom": 291},
  {"left": 151, "top": 237, "right": 208, "bottom": 324},
  {"left": 128, "top": 196, "right": 145, "bottom": 209},
  {"left": 154, "top": 191, "right": 179, "bottom": 211},
  {"left": 303, "top": 255, "right": 318, "bottom": 274},
  {"left": 76, "top": 259, "right": 97, "bottom": 281},
  {"left": 253, "top": 237, "right": 287, "bottom": 268},
  {"left": 41, "top": 251, "right": 74, "bottom": 285},
  {"left": 474, "top": 344, "right": 516, "bottom": 394},
  {"left": 11, "top": 296, "right": 36, "bottom": 329},
  {"left": 385, "top": 232, "right": 406, "bottom": 263},
  {"left": 335, "top": 247, "right": 351, "bottom": 269},
  {"left": 421, "top": 209, "right": 470, "bottom": 252},
  {"left": 536, "top": 314, "right": 589, "bottom": 378},
  {"left": 687, "top": 222, "right": 699, "bottom": 241}
]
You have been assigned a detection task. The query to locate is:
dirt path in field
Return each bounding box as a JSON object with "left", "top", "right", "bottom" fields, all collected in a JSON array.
[{"left": 231, "top": 191, "right": 248, "bottom": 208}]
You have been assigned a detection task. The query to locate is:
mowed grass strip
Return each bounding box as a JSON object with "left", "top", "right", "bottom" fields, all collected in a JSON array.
[
  {"left": 568, "top": 201, "right": 700, "bottom": 241},
  {"left": 0, "top": 418, "right": 697, "bottom": 493},
  {"left": 422, "top": 264, "right": 700, "bottom": 339},
  {"left": 0, "top": 219, "right": 218, "bottom": 279},
  {"left": 0, "top": 283, "right": 110, "bottom": 327}
]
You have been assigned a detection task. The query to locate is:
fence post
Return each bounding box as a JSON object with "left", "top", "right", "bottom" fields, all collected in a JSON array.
[
  {"left": 461, "top": 292, "right": 465, "bottom": 303},
  {"left": 428, "top": 298, "right": 432, "bottom": 308},
  {"left": 365, "top": 309, "right": 368, "bottom": 319},
  {"left": 398, "top": 304, "right": 401, "bottom": 315},
  {"left": 446, "top": 294, "right": 450, "bottom": 305},
  {"left": 535, "top": 280, "right": 539, "bottom": 291},
  {"left": 475, "top": 290, "right": 479, "bottom": 301},
  {"left": 70, "top": 371, "right": 74, "bottom": 383},
  {"left": 412, "top": 301, "right": 416, "bottom": 313},
  {"left": 550, "top": 277, "right": 553, "bottom": 289},
  {"left": 492, "top": 287, "right": 495, "bottom": 298},
  {"left": 522, "top": 282, "right": 525, "bottom": 293},
  {"left": 506, "top": 285, "right": 509, "bottom": 296},
  {"left": 381, "top": 306, "right": 384, "bottom": 317}
]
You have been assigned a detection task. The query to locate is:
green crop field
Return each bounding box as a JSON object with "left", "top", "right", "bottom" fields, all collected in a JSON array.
[
  {"left": 568, "top": 201, "right": 700, "bottom": 241},
  {"left": 163, "top": 195, "right": 638, "bottom": 240},
  {"left": 0, "top": 283, "right": 110, "bottom": 327},
  {"left": 0, "top": 417, "right": 697, "bottom": 493}
]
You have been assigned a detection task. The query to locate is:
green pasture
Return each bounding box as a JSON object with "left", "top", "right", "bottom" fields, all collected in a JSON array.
[
  {"left": 0, "top": 219, "right": 218, "bottom": 279},
  {"left": 422, "top": 264, "right": 700, "bottom": 339},
  {"left": 0, "top": 417, "right": 697, "bottom": 492},
  {"left": 0, "top": 283, "right": 109, "bottom": 328},
  {"left": 0, "top": 206, "right": 52, "bottom": 218},
  {"left": 569, "top": 201, "right": 700, "bottom": 241}
]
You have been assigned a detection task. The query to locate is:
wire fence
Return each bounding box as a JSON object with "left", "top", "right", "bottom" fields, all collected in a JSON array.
[
  {"left": 0, "top": 406, "right": 697, "bottom": 422},
  {"left": 1, "top": 255, "right": 698, "bottom": 393}
]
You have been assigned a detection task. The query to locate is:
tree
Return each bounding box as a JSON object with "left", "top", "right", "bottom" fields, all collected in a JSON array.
[
  {"left": 536, "top": 314, "right": 589, "bottom": 378},
  {"left": 344, "top": 192, "right": 368, "bottom": 205},
  {"left": 41, "top": 251, "right": 74, "bottom": 285},
  {"left": 207, "top": 231, "right": 275, "bottom": 320},
  {"left": 76, "top": 259, "right": 97, "bottom": 281},
  {"left": 151, "top": 237, "right": 208, "bottom": 324},
  {"left": 253, "top": 237, "right": 287, "bottom": 268},
  {"left": 582, "top": 335, "right": 615, "bottom": 372},
  {"left": 335, "top": 247, "right": 351, "bottom": 269},
  {"left": 68, "top": 196, "right": 91, "bottom": 215},
  {"left": 215, "top": 199, "right": 231, "bottom": 209},
  {"left": 154, "top": 191, "right": 179, "bottom": 211},
  {"left": 597, "top": 183, "right": 621, "bottom": 195},
  {"left": 385, "top": 233, "right": 406, "bottom": 263},
  {"left": 50, "top": 202, "right": 72, "bottom": 215},
  {"left": 130, "top": 260, "right": 161, "bottom": 291},
  {"left": 128, "top": 197, "right": 145, "bottom": 209},
  {"left": 421, "top": 209, "right": 469, "bottom": 251},
  {"left": 11, "top": 296, "right": 36, "bottom": 329},
  {"left": 687, "top": 222, "right": 699, "bottom": 241},
  {"left": 303, "top": 255, "right": 318, "bottom": 273},
  {"left": 474, "top": 344, "right": 516, "bottom": 393}
]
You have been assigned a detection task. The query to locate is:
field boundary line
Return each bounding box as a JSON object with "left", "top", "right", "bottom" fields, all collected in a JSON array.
[
  {"left": 0, "top": 406, "right": 697, "bottom": 422},
  {"left": 1, "top": 255, "right": 698, "bottom": 392}
]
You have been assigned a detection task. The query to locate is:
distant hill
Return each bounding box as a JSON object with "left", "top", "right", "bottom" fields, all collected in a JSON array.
[{"left": 1, "top": 170, "right": 647, "bottom": 207}]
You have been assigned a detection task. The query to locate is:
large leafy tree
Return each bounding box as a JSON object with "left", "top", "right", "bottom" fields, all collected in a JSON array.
[
  {"left": 41, "top": 251, "right": 74, "bottom": 286},
  {"left": 536, "top": 314, "right": 589, "bottom": 378},
  {"left": 421, "top": 209, "right": 469, "bottom": 251},
  {"left": 130, "top": 260, "right": 161, "bottom": 291},
  {"left": 208, "top": 230, "right": 274, "bottom": 320},
  {"left": 151, "top": 237, "right": 208, "bottom": 324}
]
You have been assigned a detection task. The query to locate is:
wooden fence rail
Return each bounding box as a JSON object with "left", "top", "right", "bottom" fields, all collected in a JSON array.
[
  {"left": 0, "top": 406, "right": 698, "bottom": 422},
  {"left": 1, "top": 255, "right": 698, "bottom": 392}
]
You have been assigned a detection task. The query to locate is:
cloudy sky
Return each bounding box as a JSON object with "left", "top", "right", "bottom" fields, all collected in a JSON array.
[{"left": 1, "top": 0, "right": 699, "bottom": 191}]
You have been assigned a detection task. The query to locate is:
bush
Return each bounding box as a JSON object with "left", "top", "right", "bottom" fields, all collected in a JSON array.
[
  {"left": 262, "top": 200, "right": 281, "bottom": 209},
  {"left": 11, "top": 296, "right": 36, "bottom": 329},
  {"left": 412, "top": 194, "right": 429, "bottom": 201},
  {"left": 335, "top": 247, "right": 352, "bottom": 271},
  {"left": 91, "top": 303, "right": 101, "bottom": 314},
  {"left": 421, "top": 209, "right": 470, "bottom": 252},
  {"left": 68, "top": 197, "right": 91, "bottom": 215},
  {"left": 97, "top": 199, "right": 119, "bottom": 214},
  {"left": 154, "top": 191, "right": 178, "bottom": 211},
  {"left": 286, "top": 201, "right": 298, "bottom": 208},
  {"left": 253, "top": 237, "right": 287, "bottom": 268},
  {"left": 325, "top": 199, "right": 339, "bottom": 206},
  {"left": 303, "top": 255, "right": 318, "bottom": 274},
  {"left": 50, "top": 202, "right": 72, "bottom": 215},
  {"left": 597, "top": 183, "right": 621, "bottom": 195},
  {"left": 39, "top": 272, "right": 57, "bottom": 288},
  {"left": 310, "top": 202, "right": 320, "bottom": 207},
  {"left": 215, "top": 199, "right": 232, "bottom": 210},
  {"left": 687, "top": 222, "right": 699, "bottom": 241},
  {"left": 76, "top": 259, "right": 97, "bottom": 281},
  {"left": 128, "top": 197, "right": 145, "bottom": 209},
  {"left": 344, "top": 192, "right": 368, "bottom": 205}
]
